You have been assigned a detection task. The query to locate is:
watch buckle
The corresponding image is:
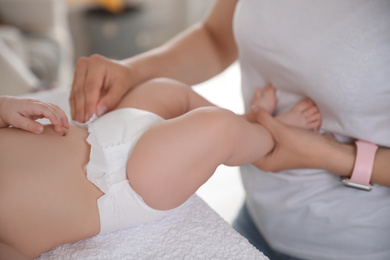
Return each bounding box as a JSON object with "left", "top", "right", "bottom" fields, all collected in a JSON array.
[{"left": 342, "top": 178, "right": 373, "bottom": 191}]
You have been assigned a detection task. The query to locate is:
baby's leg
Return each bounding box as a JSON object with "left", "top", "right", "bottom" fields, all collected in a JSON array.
[
  {"left": 250, "top": 85, "right": 277, "bottom": 114},
  {"left": 116, "top": 78, "right": 217, "bottom": 120},
  {"left": 126, "top": 107, "right": 274, "bottom": 210},
  {"left": 0, "top": 242, "right": 29, "bottom": 260},
  {"left": 245, "top": 85, "right": 277, "bottom": 123}
]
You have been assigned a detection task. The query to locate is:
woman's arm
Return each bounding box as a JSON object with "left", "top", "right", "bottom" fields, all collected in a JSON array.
[
  {"left": 126, "top": 0, "right": 239, "bottom": 85},
  {"left": 69, "top": 0, "right": 239, "bottom": 123},
  {"left": 254, "top": 109, "right": 390, "bottom": 188}
]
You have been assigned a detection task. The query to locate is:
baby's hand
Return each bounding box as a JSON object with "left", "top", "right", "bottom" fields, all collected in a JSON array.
[{"left": 0, "top": 96, "right": 69, "bottom": 134}]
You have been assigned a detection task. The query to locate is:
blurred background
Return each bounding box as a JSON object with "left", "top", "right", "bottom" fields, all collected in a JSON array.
[
  {"left": 0, "top": 0, "right": 214, "bottom": 95},
  {"left": 0, "top": 0, "right": 244, "bottom": 223}
]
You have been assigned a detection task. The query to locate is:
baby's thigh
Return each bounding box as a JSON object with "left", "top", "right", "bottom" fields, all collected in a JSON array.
[
  {"left": 116, "top": 78, "right": 189, "bottom": 118},
  {"left": 0, "top": 242, "right": 29, "bottom": 260},
  {"left": 126, "top": 107, "right": 236, "bottom": 211}
]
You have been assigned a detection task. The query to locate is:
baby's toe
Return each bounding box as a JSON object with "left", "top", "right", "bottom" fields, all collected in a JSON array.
[
  {"left": 307, "top": 114, "right": 322, "bottom": 129},
  {"left": 303, "top": 106, "right": 319, "bottom": 117}
]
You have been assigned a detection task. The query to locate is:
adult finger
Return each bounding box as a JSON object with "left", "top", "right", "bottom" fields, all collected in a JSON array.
[
  {"left": 69, "top": 68, "right": 77, "bottom": 120},
  {"left": 96, "top": 82, "right": 127, "bottom": 116},
  {"left": 70, "top": 57, "right": 88, "bottom": 122},
  {"left": 83, "top": 55, "right": 107, "bottom": 121}
]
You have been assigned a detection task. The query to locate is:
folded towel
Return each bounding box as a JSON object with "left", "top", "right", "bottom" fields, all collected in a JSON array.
[{"left": 36, "top": 195, "right": 267, "bottom": 259}]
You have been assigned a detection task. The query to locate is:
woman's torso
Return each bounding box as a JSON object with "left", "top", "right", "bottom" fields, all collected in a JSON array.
[
  {"left": 234, "top": 0, "right": 390, "bottom": 259},
  {"left": 0, "top": 125, "right": 102, "bottom": 258}
]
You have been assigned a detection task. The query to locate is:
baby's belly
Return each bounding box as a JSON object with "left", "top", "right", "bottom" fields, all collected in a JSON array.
[{"left": 0, "top": 125, "right": 103, "bottom": 258}]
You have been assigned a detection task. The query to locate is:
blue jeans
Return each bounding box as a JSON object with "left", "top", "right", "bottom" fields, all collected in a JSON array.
[{"left": 232, "top": 204, "right": 306, "bottom": 260}]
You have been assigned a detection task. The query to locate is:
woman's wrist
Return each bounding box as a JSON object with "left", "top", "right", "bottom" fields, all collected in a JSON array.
[
  {"left": 318, "top": 139, "right": 356, "bottom": 177},
  {"left": 324, "top": 140, "right": 390, "bottom": 188},
  {"left": 123, "top": 49, "right": 162, "bottom": 86}
]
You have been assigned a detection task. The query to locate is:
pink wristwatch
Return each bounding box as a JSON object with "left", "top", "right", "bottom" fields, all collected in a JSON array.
[{"left": 343, "top": 140, "right": 378, "bottom": 191}]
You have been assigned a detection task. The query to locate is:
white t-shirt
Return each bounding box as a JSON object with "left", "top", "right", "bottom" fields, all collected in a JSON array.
[{"left": 233, "top": 1, "right": 390, "bottom": 259}]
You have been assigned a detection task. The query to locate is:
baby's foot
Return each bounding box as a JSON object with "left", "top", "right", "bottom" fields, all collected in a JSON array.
[
  {"left": 250, "top": 84, "right": 277, "bottom": 114},
  {"left": 276, "top": 98, "right": 321, "bottom": 130}
]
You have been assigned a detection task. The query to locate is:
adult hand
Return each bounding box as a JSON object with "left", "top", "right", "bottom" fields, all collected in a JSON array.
[
  {"left": 69, "top": 54, "right": 136, "bottom": 122},
  {"left": 253, "top": 108, "right": 335, "bottom": 172},
  {"left": 0, "top": 96, "right": 69, "bottom": 134}
]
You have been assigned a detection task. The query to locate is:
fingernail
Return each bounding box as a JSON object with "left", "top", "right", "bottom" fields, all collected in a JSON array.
[
  {"left": 97, "top": 105, "right": 107, "bottom": 116},
  {"left": 85, "top": 112, "right": 90, "bottom": 122},
  {"left": 35, "top": 124, "right": 44, "bottom": 134}
]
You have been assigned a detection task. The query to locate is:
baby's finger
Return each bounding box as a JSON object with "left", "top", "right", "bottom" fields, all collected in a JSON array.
[
  {"left": 29, "top": 102, "right": 61, "bottom": 129},
  {"left": 49, "top": 103, "right": 69, "bottom": 129},
  {"left": 12, "top": 115, "right": 44, "bottom": 134},
  {"left": 42, "top": 103, "right": 67, "bottom": 133}
]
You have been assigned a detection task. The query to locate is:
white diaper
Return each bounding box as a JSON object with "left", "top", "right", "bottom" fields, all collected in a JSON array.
[{"left": 77, "top": 108, "right": 172, "bottom": 235}]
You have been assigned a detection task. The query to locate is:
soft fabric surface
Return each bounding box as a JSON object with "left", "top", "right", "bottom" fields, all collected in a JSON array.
[{"left": 36, "top": 195, "right": 267, "bottom": 259}]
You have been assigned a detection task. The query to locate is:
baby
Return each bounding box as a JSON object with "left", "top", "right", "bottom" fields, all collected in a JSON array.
[{"left": 0, "top": 78, "right": 320, "bottom": 259}]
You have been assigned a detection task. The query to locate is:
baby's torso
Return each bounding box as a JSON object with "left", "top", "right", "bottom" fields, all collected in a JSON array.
[
  {"left": 0, "top": 107, "right": 167, "bottom": 257},
  {"left": 0, "top": 125, "right": 102, "bottom": 258}
]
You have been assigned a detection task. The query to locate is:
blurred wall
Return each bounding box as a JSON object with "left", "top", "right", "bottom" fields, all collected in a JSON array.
[
  {"left": 0, "top": 0, "right": 74, "bottom": 93},
  {"left": 67, "top": 0, "right": 215, "bottom": 61}
]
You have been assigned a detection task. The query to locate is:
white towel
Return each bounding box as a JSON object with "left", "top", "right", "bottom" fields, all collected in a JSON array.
[{"left": 36, "top": 195, "right": 267, "bottom": 260}]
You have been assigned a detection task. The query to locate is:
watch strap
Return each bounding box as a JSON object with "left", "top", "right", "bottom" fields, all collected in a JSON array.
[{"left": 343, "top": 140, "right": 378, "bottom": 191}]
